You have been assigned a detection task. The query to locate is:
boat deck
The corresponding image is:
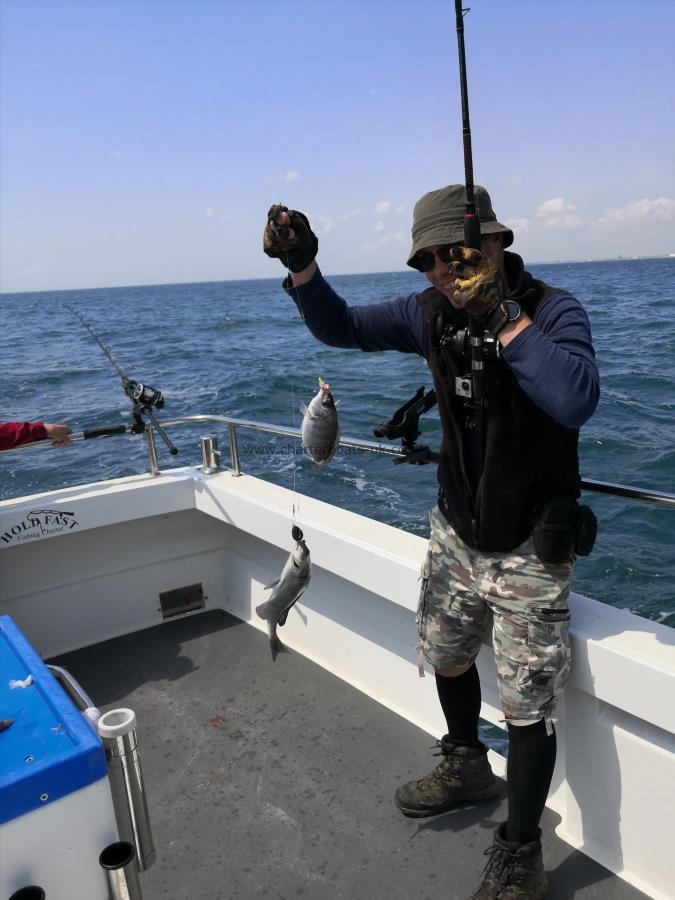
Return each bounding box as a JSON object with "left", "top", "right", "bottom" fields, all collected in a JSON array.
[{"left": 50, "top": 610, "right": 646, "bottom": 900}]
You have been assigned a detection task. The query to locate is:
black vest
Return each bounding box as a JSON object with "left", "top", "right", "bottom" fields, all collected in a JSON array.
[{"left": 418, "top": 253, "right": 581, "bottom": 552}]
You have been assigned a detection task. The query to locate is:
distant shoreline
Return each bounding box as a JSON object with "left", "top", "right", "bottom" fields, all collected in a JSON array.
[{"left": 1, "top": 255, "right": 673, "bottom": 297}]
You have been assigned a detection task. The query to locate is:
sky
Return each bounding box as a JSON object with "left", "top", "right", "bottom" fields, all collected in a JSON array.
[{"left": 1, "top": 0, "right": 674, "bottom": 293}]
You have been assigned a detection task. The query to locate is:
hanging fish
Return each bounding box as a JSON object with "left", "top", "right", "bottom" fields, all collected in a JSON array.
[
  {"left": 256, "top": 525, "right": 312, "bottom": 661},
  {"left": 300, "top": 378, "right": 340, "bottom": 467}
]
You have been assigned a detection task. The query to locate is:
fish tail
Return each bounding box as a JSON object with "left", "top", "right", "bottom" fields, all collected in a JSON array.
[
  {"left": 255, "top": 601, "right": 268, "bottom": 619},
  {"left": 270, "top": 632, "right": 286, "bottom": 662}
]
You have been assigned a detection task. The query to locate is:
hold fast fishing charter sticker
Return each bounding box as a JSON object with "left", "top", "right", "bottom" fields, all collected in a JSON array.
[{"left": 0, "top": 508, "right": 79, "bottom": 546}]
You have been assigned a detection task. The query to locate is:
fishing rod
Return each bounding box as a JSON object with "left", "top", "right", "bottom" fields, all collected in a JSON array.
[
  {"left": 66, "top": 306, "right": 178, "bottom": 456},
  {"left": 454, "top": 0, "right": 486, "bottom": 471},
  {"left": 371, "top": 4, "right": 488, "bottom": 469}
]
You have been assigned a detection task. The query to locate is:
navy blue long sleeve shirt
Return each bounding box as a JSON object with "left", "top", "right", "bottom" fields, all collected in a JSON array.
[{"left": 284, "top": 268, "right": 599, "bottom": 430}]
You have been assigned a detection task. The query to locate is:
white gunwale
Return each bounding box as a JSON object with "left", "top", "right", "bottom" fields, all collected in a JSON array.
[{"left": 1, "top": 465, "right": 673, "bottom": 899}]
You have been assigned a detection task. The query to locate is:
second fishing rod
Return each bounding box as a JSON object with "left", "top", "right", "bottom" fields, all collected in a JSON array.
[{"left": 67, "top": 306, "right": 179, "bottom": 457}]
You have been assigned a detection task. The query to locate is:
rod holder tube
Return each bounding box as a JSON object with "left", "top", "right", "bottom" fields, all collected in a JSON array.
[
  {"left": 99, "top": 841, "right": 143, "bottom": 900},
  {"left": 98, "top": 709, "right": 156, "bottom": 871},
  {"left": 228, "top": 423, "right": 241, "bottom": 476},
  {"left": 8, "top": 888, "right": 46, "bottom": 900},
  {"left": 200, "top": 435, "right": 221, "bottom": 474},
  {"left": 145, "top": 429, "right": 159, "bottom": 476}
]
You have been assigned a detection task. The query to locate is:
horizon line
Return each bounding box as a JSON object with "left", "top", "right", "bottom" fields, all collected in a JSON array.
[{"left": 1, "top": 254, "right": 672, "bottom": 297}]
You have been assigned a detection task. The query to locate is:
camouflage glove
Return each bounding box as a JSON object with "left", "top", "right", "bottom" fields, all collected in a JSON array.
[
  {"left": 448, "top": 246, "right": 508, "bottom": 320},
  {"left": 263, "top": 204, "right": 318, "bottom": 273}
]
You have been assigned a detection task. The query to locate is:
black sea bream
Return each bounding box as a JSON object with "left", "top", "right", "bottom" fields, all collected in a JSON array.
[{"left": 300, "top": 380, "right": 340, "bottom": 466}]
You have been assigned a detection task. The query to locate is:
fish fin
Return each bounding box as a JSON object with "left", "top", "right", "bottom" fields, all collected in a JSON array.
[
  {"left": 263, "top": 578, "right": 280, "bottom": 591},
  {"left": 278, "top": 592, "right": 305, "bottom": 627},
  {"left": 255, "top": 601, "right": 268, "bottom": 619},
  {"left": 299, "top": 402, "right": 317, "bottom": 420}
]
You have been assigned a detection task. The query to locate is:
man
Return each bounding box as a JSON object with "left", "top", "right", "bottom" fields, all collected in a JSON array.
[
  {"left": 263, "top": 185, "right": 599, "bottom": 899},
  {"left": 0, "top": 421, "right": 72, "bottom": 450}
]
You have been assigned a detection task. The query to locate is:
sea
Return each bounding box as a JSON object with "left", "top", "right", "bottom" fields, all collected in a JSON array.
[{"left": 2, "top": 258, "right": 674, "bottom": 628}]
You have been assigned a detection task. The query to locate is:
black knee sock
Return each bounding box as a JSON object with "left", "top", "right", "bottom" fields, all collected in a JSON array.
[
  {"left": 434, "top": 664, "right": 481, "bottom": 747},
  {"left": 506, "top": 719, "right": 557, "bottom": 844}
]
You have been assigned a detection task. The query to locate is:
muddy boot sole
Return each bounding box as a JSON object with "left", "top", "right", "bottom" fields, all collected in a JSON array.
[{"left": 394, "top": 780, "right": 501, "bottom": 818}]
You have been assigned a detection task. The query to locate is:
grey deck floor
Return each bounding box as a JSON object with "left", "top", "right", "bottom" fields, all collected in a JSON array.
[{"left": 51, "top": 610, "right": 646, "bottom": 900}]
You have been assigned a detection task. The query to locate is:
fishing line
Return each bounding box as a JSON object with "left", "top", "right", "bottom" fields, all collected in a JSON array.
[{"left": 291, "top": 381, "right": 301, "bottom": 524}]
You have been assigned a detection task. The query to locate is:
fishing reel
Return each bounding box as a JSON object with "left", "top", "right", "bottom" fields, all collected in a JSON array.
[
  {"left": 438, "top": 324, "right": 501, "bottom": 362},
  {"left": 373, "top": 386, "right": 439, "bottom": 466},
  {"left": 123, "top": 378, "right": 164, "bottom": 412},
  {"left": 122, "top": 379, "right": 176, "bottom": 453}
]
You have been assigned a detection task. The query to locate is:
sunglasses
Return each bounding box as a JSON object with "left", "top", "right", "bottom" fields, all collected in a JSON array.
[{"left": 409, "top": 243, "right": 464, "bottom": 273}]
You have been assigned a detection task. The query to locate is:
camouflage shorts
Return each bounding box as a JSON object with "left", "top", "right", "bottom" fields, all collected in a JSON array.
[{"left": 416, "top": 506, "right": 573, "bottom": 723}]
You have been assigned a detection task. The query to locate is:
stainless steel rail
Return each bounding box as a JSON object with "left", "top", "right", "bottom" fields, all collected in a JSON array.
[
  {"left": 47, "top": 664, "right": 102, "bottom": 732},
  {"left": 3, "top": 414, "right": 674, "bottom": 509}
]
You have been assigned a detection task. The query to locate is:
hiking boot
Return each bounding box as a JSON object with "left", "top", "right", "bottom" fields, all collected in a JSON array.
[
  {"left": 394, "top": 735, "right": 499, "bottom": 817},
  {"left": 467, "top": 822, "right": 548, "bottom": 899}
]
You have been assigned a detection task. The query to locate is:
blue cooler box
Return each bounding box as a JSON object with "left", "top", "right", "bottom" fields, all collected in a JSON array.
[{"left": 0, "top": 615, "right": 118, "bottom": 899}]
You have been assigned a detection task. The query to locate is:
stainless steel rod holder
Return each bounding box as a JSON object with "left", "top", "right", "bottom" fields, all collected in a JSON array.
[
  {"left": 99, "top": 841, "right": 143, "bottom": 900},
  {"left": 145, "top": 429, "right": 159, "bottom": 477},
  {"left": 228, "top": 422, "right": 241, "bottom": 476},
  {"left": 200, "top": 435, "right": 221, "bottom": 474},
  {"left": 98, "top": 709, "right": 156, "bottom": 872}
]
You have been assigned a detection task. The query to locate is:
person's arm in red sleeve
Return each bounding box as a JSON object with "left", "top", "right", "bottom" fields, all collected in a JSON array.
[{"left": 0, "top": 422, "right": 48, "bottom": 450}]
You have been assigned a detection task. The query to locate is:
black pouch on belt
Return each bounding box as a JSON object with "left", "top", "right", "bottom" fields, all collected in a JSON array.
[
  {"left": 533, "top": 497, "right": 577, "bottom": 565},
  {"left": 574, "top": 504, "right": 598, "bottom": 556},
  {"left": 533, "top": 498, "right": 598, "bottom": 564}
]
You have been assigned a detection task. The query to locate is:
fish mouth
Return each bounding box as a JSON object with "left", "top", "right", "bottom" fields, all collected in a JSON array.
[{"left": 291, "top": 525, "right": 303, "bottom": 542}]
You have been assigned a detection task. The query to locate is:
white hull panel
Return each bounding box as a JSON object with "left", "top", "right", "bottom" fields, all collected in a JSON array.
[
  {"left": 1, "top": 467, "right": 673, "bottom": 899},
  {"left": 0, "top": 778, "right": 118, "bottom": 899}
]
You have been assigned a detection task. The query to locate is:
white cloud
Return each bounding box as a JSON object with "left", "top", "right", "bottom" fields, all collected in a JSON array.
[
  {"left": 375, "top": 200, "right": 393, "bottom": 215},
  {"left": 341, "top": 208, "right": 366, "bottom": 221},
  {"left": 308, "top": 213, "right": 335, "bottom": 234},
  {"left": 536, "top": 197, "right": 577, "bottom": 217},
  {"left": 597, "top": 197, "right": 675, "bottom": 224},
  {"left": 396, "top": 204, "right": 405, "bottom": 213},
  {"left": 374, "top": 220, "right": 385, "bottom": 233},
  {"left": 263, "top": 170, "right": 301, "bottom": 184},
  {"left": 504, "top": 217, "right": 530, "bottom": 233},
  {"left": 379, "top": 232, "right": 404, "bottom": 245},
  {"left": 533, "top": 197, "right": 581, "bottom": 230},
  {"left": 206, "top": 208, "right": 216, "bottom": 217},
  {"left": 542, "top": 214, "right": 582, "bottom": 230}
]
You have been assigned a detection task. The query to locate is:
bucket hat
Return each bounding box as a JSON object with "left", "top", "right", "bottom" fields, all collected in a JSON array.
[{"left": 407, "top": 184, "right": 513, "bottom": 268}]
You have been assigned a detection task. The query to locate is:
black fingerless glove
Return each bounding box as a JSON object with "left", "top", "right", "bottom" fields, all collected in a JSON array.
[{"left": 263, "top": 205, "right": 319, "bottom": 273}]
